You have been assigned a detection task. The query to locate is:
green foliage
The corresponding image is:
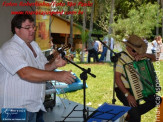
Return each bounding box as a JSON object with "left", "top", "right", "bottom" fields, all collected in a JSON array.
[
  {"left": 76, "top": 25, "right": 89, "bottom": 43},
  {"left": 51, "top": 0, "right": 162, "bottom": 40},
  {"left": 94, "top": 0, "right": 111, "bottom": 32},
  {"left": 81, "top": 30, "right": 89, "bottom": 43},
  {"left": 112, "top": 3, "right": 161, "bottom": 41}
]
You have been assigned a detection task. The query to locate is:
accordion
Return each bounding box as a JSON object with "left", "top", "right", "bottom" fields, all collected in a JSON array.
[{"left": 123, "top": 59, "right": 161, "bottom": 100}]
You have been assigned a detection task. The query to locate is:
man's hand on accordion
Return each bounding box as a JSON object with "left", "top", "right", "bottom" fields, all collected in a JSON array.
[
  {"left": 134, "top": 53, "right": 156, "bottom": 62},
  {"left": 134, "top": 54, "right": 146, "bottom": 61},
  {"left": 127, "top": 94, "right": 137, "bottom": 107}
]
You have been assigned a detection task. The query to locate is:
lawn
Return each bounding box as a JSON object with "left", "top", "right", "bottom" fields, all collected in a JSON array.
[{"left": 58, "top": 61, "right": 163, "bottom": 122}]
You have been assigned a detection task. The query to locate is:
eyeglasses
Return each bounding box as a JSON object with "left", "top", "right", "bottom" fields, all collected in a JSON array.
[{"left": 20, "top": 25, "right": 37, "bottom": 31}]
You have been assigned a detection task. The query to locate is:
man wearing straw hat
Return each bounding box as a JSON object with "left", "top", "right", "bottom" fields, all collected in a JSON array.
[{"left": 115, "top": 35, "right": 162, "bottom": 122}]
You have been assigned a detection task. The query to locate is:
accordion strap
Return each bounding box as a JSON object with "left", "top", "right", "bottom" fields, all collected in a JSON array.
[
  {"left": 119, "top": 51, "right": 135, "bottom": 81},
  {"left": 120, "top": 51, "right": 134, "bottom": 61}
]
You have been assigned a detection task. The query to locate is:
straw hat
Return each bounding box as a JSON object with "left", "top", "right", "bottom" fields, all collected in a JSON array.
[{"left": 124, "top": 35, "right": 147, "bottom": 54}]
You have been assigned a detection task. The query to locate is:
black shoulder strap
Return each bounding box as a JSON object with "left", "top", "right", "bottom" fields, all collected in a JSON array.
[
  {"left": 120, "top": 51, "right": 133, "bottom": 61},
  {"left": 118, "top": 51, "right": 132, "bottom": 80}
]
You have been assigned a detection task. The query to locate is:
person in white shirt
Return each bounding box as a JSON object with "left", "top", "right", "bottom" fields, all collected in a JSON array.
[
  {"left": 93, "top": 40, "right": 99, "bottom": 52},
  {"left": 0, "top": 12, "right": 75, "bottom": 122},
  {"left": 151, "top": 35, "right": 162, "bottom": 60},
  {"left": 151, "top": 36, "right": 158, "bottom": 54},
  {"left": 99, "top": 36, "right": 114, "bottom": 62}
]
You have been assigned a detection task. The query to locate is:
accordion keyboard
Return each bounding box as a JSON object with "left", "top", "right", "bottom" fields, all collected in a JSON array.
[
  {"left": 123, "top": 59, "right": 159, "bottom": 100},
  {"left": 125, "top": 64, "right": 143, "bottom": 100}
]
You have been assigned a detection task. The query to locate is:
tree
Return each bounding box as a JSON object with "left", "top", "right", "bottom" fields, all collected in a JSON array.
[
  {"left": 161, "top": 0, "right": 163, "bottom": 37},
  {"left": 94, "top": 0, "right": 111, "bottom": 33},
  {"left": 156, "top": 0, "right": 161, "bottom": 35},
  {"left": 106, "top": 0, "right": 115, "bottom": 62},
  {"left": 80, "top": 0, "right": 87, "bottom": 62},
  {"left": 69, "top": 0, "right": 74, "bottom": 45},
  {"left": 89, "top": 0, "right": 94, "bottom": 39},
  {"left": 112, "top": 3, "right": 161, "bottom": 41},
  {"left": 108, "top": 0, "right": 115, "bottom": 35}
]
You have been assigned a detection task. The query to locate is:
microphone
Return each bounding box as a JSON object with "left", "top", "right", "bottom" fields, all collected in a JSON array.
[
  {"left": 47, "top": 54, "right": 54, "bottom": 61},
  {"left": 46, "top": 43, "right": 71, "bottom": 61},
  {"left": 91, "top": 34, "right": 103, "bottom": 38},
  {"left": 57, "top": 47, "right": 66, "bottom": 58},
  {"left": 57, "top": 43, "right": 71, "bottom": 58}
]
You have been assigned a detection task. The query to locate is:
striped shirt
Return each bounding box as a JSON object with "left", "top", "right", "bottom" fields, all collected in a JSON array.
[
  {"left": 0, "top": 34, "right": 48, "bottom": 113},
  {"left": 115, "top": 50, "right": 134, "bottom": 88}
]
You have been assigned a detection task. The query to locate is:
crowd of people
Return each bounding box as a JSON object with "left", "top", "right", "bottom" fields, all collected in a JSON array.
[
  {"left": 86, "top": 35, "right": 163, "bottom": 63},
  {"left": 87, "top": 36, "right": 115, "bottom": 63},
  {"left": 49, "top": 34, "right": 163, "bottom": 63}
]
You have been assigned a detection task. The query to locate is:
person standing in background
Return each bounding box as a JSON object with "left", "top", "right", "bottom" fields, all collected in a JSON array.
[
  {"left": 156, "top": 36, "right": 162, "bottom": 60},
  {"left": 151, "top": 36, "right": 158, "bottom": 54},
  {"left": 87, "top": 38, "right": 99, "bottom": 63},
  {"left": 99, "top": 36, "right": 114, "bottom": 62},
  {"left": 151, "top": 35, "right": 162, "bottom": 60}
]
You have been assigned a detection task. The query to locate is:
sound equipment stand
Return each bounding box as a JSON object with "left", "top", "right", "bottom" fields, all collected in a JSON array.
[
  {"left": 57, "top": 39, "right": 152, "bottom": 121},
  {"left": 110, "top": 53, "right": 121, "bottom": 104},
  {"left": 58, "top": 49, "right": 96, "bottom": 122},
  {"left": 92, "top": 34, "right": 122, "bottom": 104}
]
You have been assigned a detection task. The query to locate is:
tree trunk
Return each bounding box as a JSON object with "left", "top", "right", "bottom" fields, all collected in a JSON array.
[
  {"left": 161, "top": 0, "right": 163, "bottom": 37},
  {"left": 89, "top": 0, "right": 94, "bottom": 38},
  {"left": 81, "top": 0, "right": 87, "bottom": 62},
  {"left": 69, "top": 3, "right": 74, "bottom": 46},
  {"left": 156, "top": 0, "right": 160, "bottom": 35},
  {"left": 86, "top": 0, "right": 95, "bottom": 63},
  {"left": 108, "top": 0, "right": 114, "bottom": 36},
  {"left": 106, "top": 0, "right": 115, "bottom": 62}
]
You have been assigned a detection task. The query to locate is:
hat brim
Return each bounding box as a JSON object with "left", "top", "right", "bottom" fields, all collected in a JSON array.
[{"left": 123, "top": 41, "right": 147, "bottom": 54}]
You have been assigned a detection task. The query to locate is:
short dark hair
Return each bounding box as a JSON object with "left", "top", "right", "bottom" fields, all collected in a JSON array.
[{"left": 11, "top": 11, "right": 34, "bottom": 34}]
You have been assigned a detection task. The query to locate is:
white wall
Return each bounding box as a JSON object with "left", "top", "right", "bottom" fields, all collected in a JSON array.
[{"left": 0, "top": 0, "right": 35, "bottom": 47}]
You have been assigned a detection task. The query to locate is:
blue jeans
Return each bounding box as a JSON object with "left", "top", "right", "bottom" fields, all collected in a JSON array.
[
  {"left": 36, "top": 110, "right": 44, "bottom": 122},
  {"left": 152, "top": 50, "right": 156, "bottom": 54},
  {"left": 26, "top": 111, "right": 37, "bottom": 122},
  {"left": 99, "top": 47, "right": 107, "bottom": 61},
  {"left": 25, "top": 110, "right": 44, "bottom": 122}
]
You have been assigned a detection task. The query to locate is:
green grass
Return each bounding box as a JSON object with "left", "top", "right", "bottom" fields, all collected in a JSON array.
[{"left": 58, "top": 61, "right": 163, "bottom": 122}]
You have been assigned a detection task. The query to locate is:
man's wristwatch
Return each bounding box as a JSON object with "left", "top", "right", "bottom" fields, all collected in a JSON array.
[{"left": 125, "top": 92, "right": 129, "bottom": 97}]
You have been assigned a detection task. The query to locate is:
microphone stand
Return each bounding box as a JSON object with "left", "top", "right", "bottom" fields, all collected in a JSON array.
[
  {"left": 57, "top": 41, "right": 154, "bottom": 121},
  {"left": 96, "top": 36, "right": 121, "bottom": 104},
  {"left": 59, "top": 50, "right": 96, "bottom": 122}
]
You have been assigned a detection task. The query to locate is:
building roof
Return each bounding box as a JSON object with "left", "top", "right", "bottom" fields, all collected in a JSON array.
[{"left": 50, "top": 15, "right": 86, "bottom": 35}]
